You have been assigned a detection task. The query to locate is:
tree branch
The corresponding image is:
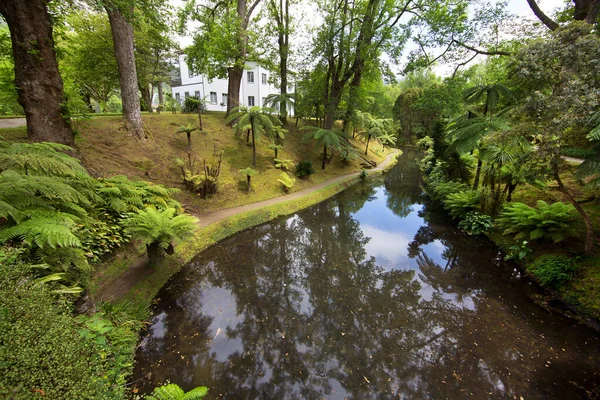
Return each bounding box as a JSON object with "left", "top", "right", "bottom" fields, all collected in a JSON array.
[
  {"left": 246, "top": 0, "right": 262, "bottom": 25},
  {"left": 454, "top": 40, "right": 512, "bottom": 56},
  {"left": 452, "top": 53, "right": 478, "bottom": 79},
  {"left": 526, "top": 0, "right": 559, "bottom": 31}
]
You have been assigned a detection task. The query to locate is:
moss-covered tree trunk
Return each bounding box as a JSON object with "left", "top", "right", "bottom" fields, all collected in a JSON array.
[{"left": 0, "top": 0, "right": 74, "bottom": 146}]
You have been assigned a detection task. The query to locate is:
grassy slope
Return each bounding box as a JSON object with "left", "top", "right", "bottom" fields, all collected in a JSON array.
[
  {"left": 67, "top": 112, "right": 388, "bottom": 215},
  {"left": 509, "top": 166, "right": 600, "bottom": 320}
]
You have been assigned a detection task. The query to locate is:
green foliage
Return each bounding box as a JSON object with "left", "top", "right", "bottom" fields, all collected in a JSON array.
[
  {"left": 177, "top": 123, "right": 199, "bottom": 136},
  {"left": 430, "top": 180, "right": 469, "bottom": 201},
  {"left": 274, "top": 158, "right": 294, "bottom": 170},
  {"left": 528, "top": 255, "right": 578, "bottom": 289},
  {"left": 182, "top": 96, "right": 205, "bottom": 113},
  {"left": 124, "top": 207, "right": 198, "bottom": 251},
  {"left": 145, "top": 382, "right": 208, "bottom": 400},
  {"left": 295, "top": 160, "right": 315, "bottom": 179},
  {"left": 0, "top": 260, "right": 128, "bottom": 399},
  {"left": 277, "top": 172, "right": 296, "bottom": 193},
  {"left": 239, "top": 167, "right": 258, "bottom": 177},
  {"left": 359, "top": 169, "right": 368, "bottom": 181},
  {"left": 497, "top": 201, "right": 578, "bottom": 243},
  {"left": 457, "top": 211, "right": 493, "bottom": 236},
  {"left": 442, "top": 190, "right": 481, "bottom": 219}
]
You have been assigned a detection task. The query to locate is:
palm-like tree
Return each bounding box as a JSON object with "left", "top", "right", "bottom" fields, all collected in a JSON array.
[
  {"left": 123, "top": 207, "right": 198, "bottom": 266},
  {"left": 176, "top": 124, "right": 199, "bottom": 172},
  {"left": 227, "top": 106, "right": 282, "bottom": 167},
  {"left": 446, "top": 82, "right": 514, "bottom": 189},
  {"left": 355, "top": 112, "right": 395, "bottom": 155},
  {"left": 302, "top": 127, "right": 343, "bottom": 170},
  {"left": 264, "top": 92, "right": 296, "bottom": 123}
]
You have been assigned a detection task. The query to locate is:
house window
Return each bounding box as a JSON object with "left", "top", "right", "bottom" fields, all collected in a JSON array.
[
  {"left": 248, "top": 96, "right": 255, "bottom": 107},
  {"left": 184, "top": 91, "right": 190, "bottom": 98},
  {"left": 247, "top": 71, "right": 254, "bottom": 83},
  {"left": 222, "top": 93, "right": 228, "bottom": 105},
  {"left": 194, "top": 90, "right": 201, "bottom": 98},
  {"left": 210, "top": 92, "right": 217, "bottom": 104},
  {"left": 175, "top": 93, "right": 181, "bottom": 103},
  {"left": 261, "top": 73, "right": 267, "bottom": 84}
]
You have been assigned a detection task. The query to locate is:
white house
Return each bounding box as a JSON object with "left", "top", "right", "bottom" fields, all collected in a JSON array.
[{"left": 171, "top": 54, "right": 284, "bottom": 112}]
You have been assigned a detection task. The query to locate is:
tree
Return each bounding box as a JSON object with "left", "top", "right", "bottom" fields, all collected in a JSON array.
[
  {"left": 510, "top": 22, "right": 600, "bottom": 253},
  {"left": 124, "top": 207, "right": 198, "bottom": 266},
  {"left": 176, "top": 123, "right": 200, "bottom": 173},
  {"left": 183, "top": 0, "right": 262, "bottom": 118},
  {"left": 104, "top": 1, "right": 146, "bottom": 140},
  {"left": 134, "top": 16, "right": 176, "bottom": 113},
  {"left": 527, "top": 0, "right": 599, "bottom": 30},
  {"left": 264, "top": 0, "right": 293, "bottom": 122},
  {"left": 0, "top": 0, "right": 74, "bottom": 145},
  {"left": 60, "top": 11, "right": 120, "bottom": 111},
  {"left": 227, "top": 106, "right": 281, "bottom": 167},
  {"left": 239, "top": 167, "right": 258, "bottom": 191},
  {"left": 302, "top": 127, "right": 343, "bottom": 170},
  {"left": 355, "top": 111, "right": 394, "bottom": 155}
]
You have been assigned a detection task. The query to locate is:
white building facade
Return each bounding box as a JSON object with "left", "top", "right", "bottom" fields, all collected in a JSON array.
[{"left": 171, "top": 55, "right": 281, "bottom": 112}]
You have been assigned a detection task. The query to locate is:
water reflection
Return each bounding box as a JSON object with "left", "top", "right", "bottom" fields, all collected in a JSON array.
[{"left": 134, "top": 151, "right": 600, "bottom": 399}]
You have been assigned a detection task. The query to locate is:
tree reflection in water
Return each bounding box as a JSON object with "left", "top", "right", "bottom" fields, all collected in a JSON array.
[{"left": 134, "top": 150, "right": 600, "bottom": 399}]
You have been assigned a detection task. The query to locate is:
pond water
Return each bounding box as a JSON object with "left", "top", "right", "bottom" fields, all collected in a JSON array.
[{"left": 133, "top": 151, "right": 600, "bottom": 399}]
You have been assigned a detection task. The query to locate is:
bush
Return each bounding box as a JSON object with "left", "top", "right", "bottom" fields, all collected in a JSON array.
[
  {"left": 295, "top": 160, "right": 315, "bottom": 179},
  {"left": 443, "top": 190, "right": 481, "bottom": 219},
  {"left": 528, "top": 255, "right": 578, "bottom": 289},
  {"left": 182, "top": 96, "right": 205, "bottom": 113},
  {"left": 277, "top": 172, "right": 296, "bottom": 193},
  {"left": 0, "top": 260, "right": 126, "bottom": 399},
  {"left": 458, "top": 211, "right": 493, "bottom": 235},
  {"left": 496, "top": 200, "right": 578, "bottom": 243}
]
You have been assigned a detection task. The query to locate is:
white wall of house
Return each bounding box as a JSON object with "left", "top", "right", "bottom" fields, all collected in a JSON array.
[{"left": 172, "top": 54, "right": 289, "bottom": 113}]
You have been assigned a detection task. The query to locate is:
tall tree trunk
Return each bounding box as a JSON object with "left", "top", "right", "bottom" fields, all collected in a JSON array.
[
  {"left": 252, "top": 127, "right": 257, "bottom": 167},
  {"left": 140, "top": 85, "right": 152, "bottom": 112},
  {"left": 0, "top": 0, "right": 74, "bottom": 145},
  {"left": 226, "top": 66, "right": 243, "bottom": 120},
  {"left": 322, "top": 145, "right": 327, "bottom": 170},
  {"left": 553, "top": 163, "right": 594, "bottom": 254},
  {"left": 197, "top": 104, "right": 203, "bottom": 131},
  {"left": 365, "top": 134, "right": 370, "bottom": 155},
  {"left": 105, "top": 4, "right": 146, "bottom": 141},
  {"left": 157, "top": 81, "right": 164, "bottom": 105},
  {"left": 473, "top": 158, "right": 482, "bottom": 190}
]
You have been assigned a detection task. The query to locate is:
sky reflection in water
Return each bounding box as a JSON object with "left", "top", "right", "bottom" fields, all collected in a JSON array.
[{"left": 134, "top": 151, "right": 600, "bottom": 399}]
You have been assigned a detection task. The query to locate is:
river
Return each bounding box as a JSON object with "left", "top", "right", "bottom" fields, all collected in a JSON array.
[{"left": 133, "top": 150, "right": 600, "bottom": 399}]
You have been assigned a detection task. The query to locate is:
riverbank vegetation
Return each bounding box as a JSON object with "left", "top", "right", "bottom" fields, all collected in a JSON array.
[{"left": 406, "top": 22, "right": 600, "bottom": 322}]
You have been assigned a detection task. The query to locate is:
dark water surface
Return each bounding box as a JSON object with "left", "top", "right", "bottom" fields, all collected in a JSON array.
[{"left": 134, "top": 151, "right": 600, "bottom": 399}]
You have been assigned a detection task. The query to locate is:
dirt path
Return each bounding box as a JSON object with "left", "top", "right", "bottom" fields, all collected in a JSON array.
[
  {"left": 93, "top": 149, "right": 401, "bottom": 303},
  {"left": 0, "top": 118, "right": 26, "bottom": 129}
]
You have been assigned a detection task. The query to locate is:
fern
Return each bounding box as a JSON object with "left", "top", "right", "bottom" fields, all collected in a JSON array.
[
  {"left": 277, "top": 172, "right": 296, "bottom": 192},
  {"left": 123, "top": 207, "right": 198, "bottom": 250},
  {"left": 145, "top": 383, "right": 208, "bottom": 400},
  {"left": 430, "top": 180, "right": 469, "bottom": 201},
  {"left": 497, "top": 201, "right": 577, "bottom": 243},
  {"left": 0, "top": 141, "right": 88, "bottom": 177},
  {"left": 443, "top": 190, "right": 481, "bottom": 219}
]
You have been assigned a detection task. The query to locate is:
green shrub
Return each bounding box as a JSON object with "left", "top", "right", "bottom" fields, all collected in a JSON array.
[
  {"left": 442, "top": 190, "right": 481, "bottom": 219},
  {"left": 496, "top": 200, "right": 578, "bottom": 243},
  {"left": 295, "top": 160, "right": 315, "bottom": 179},
  {"left": 0, "top": 260, "right": 124, "bottom": 399},
  {"left": 458, "top": 211, "right": 493, "bottom": 235},
  {"left": 528, "top": 255, "right": 578, "bottom": 289},
  {"left": 274, "top": 158, "right": 294, "bottom": 170},
  {"left": 182, "top": 96, "right": 205, "bottom": 113}
]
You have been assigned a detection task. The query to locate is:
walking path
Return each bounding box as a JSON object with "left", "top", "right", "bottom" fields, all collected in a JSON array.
[
  {"left": 0, "top": 118, "right": 26, "bottom": 128},
  {"left": 93, "top": 149, "right": 401, "bottom": 303}
]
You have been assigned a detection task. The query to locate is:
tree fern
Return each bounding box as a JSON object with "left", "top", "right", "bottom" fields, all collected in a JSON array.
[
  {"left": 123, "top": 207, "right": 198, "bottom": 265},
  {"left": 0, "top": 141, "right": 88, "bottom": 177},
  {"left": 497, "top": 201, "right": 578, "bottom": 243}
]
